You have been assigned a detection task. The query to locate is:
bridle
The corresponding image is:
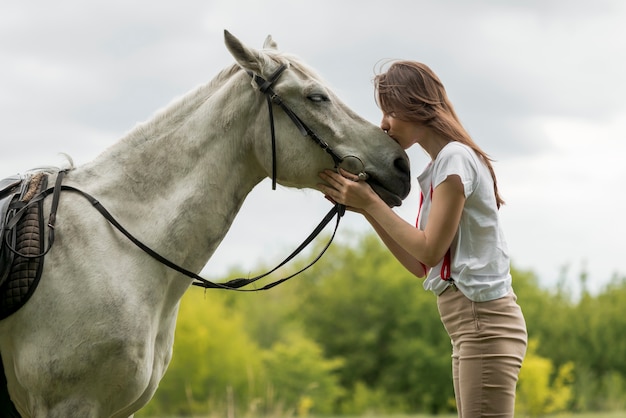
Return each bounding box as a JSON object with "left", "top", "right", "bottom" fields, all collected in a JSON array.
[
  {"left": 5, "top": 62, "right": 367, "bottom": 291},
  {"left": 249, "top": 63, "right": 347, "bottom": 190}
]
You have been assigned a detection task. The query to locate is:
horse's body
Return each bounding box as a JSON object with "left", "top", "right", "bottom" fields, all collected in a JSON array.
[{"left": 0, "top": 31, "right": 410, "bottom": 417}]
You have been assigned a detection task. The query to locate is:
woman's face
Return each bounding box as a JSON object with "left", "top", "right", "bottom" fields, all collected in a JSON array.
[{"left": 380, "top": 113, "right": 426, "bottom": 150}]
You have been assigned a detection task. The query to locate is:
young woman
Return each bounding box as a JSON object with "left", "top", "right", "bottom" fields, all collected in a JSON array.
[{"left": 318, "top": 61, "right": 527, "bottom": 417}]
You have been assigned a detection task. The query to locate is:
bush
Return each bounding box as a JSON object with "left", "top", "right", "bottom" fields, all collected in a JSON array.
[{"left": 517, "top": 339, "right": 574, "bottom": 416}]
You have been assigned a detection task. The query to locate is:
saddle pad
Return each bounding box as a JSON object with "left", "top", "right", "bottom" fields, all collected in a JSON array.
[{"left": 0, "top": 176, "right": 46, "bottom": 320}]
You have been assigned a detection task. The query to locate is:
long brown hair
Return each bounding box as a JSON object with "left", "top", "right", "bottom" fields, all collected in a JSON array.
[{"left": 374, "top": 61, "right": 504, "bottom": 208}]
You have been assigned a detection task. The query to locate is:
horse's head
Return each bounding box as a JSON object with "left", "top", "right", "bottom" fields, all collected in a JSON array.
[{"left": 224, "top": 30, "right": 411, "bottom": 207}]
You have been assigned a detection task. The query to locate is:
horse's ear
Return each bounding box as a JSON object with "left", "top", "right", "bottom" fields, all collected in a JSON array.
[
  {"left": 223, "top": 30, "right": 264, "bottom": 74},
  {"left": 263, "top": 35, "right": 278, "bottom": 50}
]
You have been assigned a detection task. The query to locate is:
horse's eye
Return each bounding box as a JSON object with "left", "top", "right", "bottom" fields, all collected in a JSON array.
[{"left": 307, "top": 93, "right": 329, "bottom": 103}]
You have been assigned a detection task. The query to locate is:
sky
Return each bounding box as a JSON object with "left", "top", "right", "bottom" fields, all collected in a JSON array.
[{"left": 1, "top": 0, "right": 624, "bottom": 296}]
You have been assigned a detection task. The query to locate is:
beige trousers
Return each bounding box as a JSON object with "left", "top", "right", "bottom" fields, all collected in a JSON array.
[{"left": 437, "top": 287, "right": 527, "bottom": 418}]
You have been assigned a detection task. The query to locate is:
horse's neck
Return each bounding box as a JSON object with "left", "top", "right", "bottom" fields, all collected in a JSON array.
[{"left": 71, "top": 77, "right": 264, "bottom": 274}]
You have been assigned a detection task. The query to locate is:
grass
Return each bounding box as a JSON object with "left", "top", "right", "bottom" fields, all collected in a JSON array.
[
  {"left": 317, "top": 414, "right": 626, "bottom": 418},
  {"left": 313, "top": 414, "right": 626, "bottom": 418},
  {"left": 148, "top": 412, "right": 626, "bottom": 418},
  {"left": 300, "top": 414, "right": 626, "bottom": 418}
]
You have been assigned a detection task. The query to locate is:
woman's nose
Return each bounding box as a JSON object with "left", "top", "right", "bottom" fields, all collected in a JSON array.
[{"left": 380, "top": 115, "right": 390, "bottom": 132}]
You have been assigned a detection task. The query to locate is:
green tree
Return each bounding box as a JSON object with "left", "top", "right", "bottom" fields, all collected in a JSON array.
[
  {"left": 262, "top": 332, "right": 344, "bottom": 415},
  {"left": 515, "top": 268, "right": 626, "bottom": 413},
  {"left": 297, "top": 233, "right": 453, "bottom": 414},
  {"left": 582, "top": 278, "right": 626, "bottom": 375},
  {"left": 571, "top": 277, "right": 626, "bottom": 411},
  {"left": 516, "top": 339, "right": 575, "bottom": 416},
  {"left": 217, "top": 264, "right": 309, "bottom": 351},
  {"left": 137, "top": 231, "right": 626, "bottom": 416},
  {"left": 138, "top": 289, "right": 264, "bottom": 416}
]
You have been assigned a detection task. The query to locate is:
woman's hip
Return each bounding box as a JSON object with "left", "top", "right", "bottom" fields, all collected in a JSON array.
[{"left": 437, "top": 287, "right": 527, "bottom": 353}]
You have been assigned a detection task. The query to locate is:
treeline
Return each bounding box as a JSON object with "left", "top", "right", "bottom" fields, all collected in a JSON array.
[{"left": 137, "top": 233, "right": 626, "bottom": 417}]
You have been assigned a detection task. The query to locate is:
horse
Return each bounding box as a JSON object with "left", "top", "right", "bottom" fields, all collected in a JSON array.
[{"left": 0, "top": 30, "right": 410, "bottom": 417}]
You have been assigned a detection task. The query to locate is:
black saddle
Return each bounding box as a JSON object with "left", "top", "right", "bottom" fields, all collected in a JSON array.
[{"left": 0, "top": 173, "right": 48, "bottom": 320}]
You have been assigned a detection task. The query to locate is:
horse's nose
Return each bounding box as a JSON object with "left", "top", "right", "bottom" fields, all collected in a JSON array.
[
  {"left": 394, "top": 155, "right": 411, "bottom": 198},
  {"left": 394, "top": 155, "right": 410, "bottom": 176}
]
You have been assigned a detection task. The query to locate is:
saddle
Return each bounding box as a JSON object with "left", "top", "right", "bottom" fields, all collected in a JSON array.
[{"left": 0, "top": 172, "right": 48, "bottom": 320}]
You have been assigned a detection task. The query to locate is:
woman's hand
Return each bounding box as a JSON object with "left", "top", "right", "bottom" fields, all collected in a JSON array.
[{"left": 317, "top": 168, "right": 380, "bottom": 212}]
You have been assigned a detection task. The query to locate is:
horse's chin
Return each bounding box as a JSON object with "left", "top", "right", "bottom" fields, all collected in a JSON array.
[{"left": 371, "top": 185, "right": 403, "bottom": 208}]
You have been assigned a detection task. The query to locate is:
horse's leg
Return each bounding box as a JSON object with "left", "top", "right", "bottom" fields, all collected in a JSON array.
[
  {"left": 29, "top": 399, "right": 101, "bottom": 418},
  {"left": 0, "top": 353, "right": 20, "bottom": 418}
]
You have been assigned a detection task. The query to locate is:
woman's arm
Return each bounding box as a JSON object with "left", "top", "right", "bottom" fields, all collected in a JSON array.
[
  {"left": 364, "top": 175, "right": 465, "bottom": 266},
  {"left": 364, "top": 212, "right": 429, "bottom": 278},
  {"left": 319, "top": 169, "right": 465, "bottom": 273}
]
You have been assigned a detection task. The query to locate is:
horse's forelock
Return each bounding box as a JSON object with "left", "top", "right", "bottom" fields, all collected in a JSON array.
[{"left": 279, "top": 53, "right": 326, "bottom": 84}]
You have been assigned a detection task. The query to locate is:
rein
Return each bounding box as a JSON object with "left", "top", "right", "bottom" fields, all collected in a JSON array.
[
  {"left": 32, "top": 183, "right": 344, "bottom": 291},
  {"left": 6, "top": 63, "right": 359, "bottom": 291}
]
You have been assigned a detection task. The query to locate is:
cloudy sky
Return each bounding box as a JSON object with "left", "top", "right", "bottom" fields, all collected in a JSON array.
[{"left": 1, "top": 0, "right": 624, "bottom": 295}]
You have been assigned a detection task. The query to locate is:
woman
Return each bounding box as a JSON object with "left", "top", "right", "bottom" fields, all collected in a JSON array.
[{"left": 318, "top": 61, "right": 527, "bottom": 417}]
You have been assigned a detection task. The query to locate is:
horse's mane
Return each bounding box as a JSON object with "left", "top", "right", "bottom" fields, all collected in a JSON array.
[{"left": 126, "top": 64, "right": 242, "bottom": 142}]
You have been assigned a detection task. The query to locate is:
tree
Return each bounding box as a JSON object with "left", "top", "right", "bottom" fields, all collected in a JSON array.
[
  {"left": 297, "top": 233, "right": 453, "bottom": 413},
  {"left": 262, "top": 332, "right": 344, "bottom": 415},
  {"left": 137, "top": 289, "right": 264, "bottom": 416},
  {"left": 516, "top": 339, "right": 574, "bottom": 416},
  {"left": 514, "top": 269, "right": 626, "bottom": 413},
  {"left": 137, "top": 233, "right": 626, "bottom": 416}
]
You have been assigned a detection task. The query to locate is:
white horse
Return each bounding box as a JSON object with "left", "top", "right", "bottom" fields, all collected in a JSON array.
[{"left": 0, "top": 31, "right": 410, "bottom": 417}]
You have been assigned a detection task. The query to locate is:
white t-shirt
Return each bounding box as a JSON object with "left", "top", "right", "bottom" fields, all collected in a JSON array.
[{"left": 418, "top": 142, "right": 512, "bottom": 302}]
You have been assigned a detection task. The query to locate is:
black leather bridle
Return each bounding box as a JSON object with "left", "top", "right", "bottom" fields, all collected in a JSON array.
[
  {"left": 249, "top": 63, "right": 347, "bottom": 190},
  {"left": 5, "top": 63, "right": 364, "bottom": 291}
]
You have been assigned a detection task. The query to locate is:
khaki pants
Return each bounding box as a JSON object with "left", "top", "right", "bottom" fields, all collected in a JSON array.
[{"left": 437, "top": 287, "right": 527, "bottom": 418}]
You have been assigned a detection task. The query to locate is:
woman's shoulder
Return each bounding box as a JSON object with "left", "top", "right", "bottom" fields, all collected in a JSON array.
[
  {"left": 431, "top": 142, "right": 482, "bottom": 190},
  {"left": 436, "top": 142, "right": 479, "bottom": 170},
  {"left": 440, "top": 141, "right": 474, "bottom": 158}
]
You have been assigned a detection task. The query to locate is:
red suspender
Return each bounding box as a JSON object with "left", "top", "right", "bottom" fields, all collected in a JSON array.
[
  {"left": 441, "top": 250, "right": 451, "bottom": 281},
  {"left": 417, "top": 191, "right": 428, "bottom": 274},
  {"left": 417, "top": 184, "right": 452, "bottom": 281}
]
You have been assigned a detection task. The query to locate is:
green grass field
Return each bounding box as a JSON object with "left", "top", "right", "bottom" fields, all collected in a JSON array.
[
  {"left": 149, "top": 413, "right": 626, "bottom": 418},
  {"left": 313, "top": 414, "right": 626, "bottom": 418},
  {"left": 305, "top": 414, "right": 626, "bottom": 418},
  {"left": 318, "top": 414, "right": 626, "bottom": 418}
]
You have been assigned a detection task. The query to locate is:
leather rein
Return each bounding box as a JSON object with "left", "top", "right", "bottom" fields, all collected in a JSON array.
[{"left": 6, "top": 63, "right": 359, "bottom": 291}]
